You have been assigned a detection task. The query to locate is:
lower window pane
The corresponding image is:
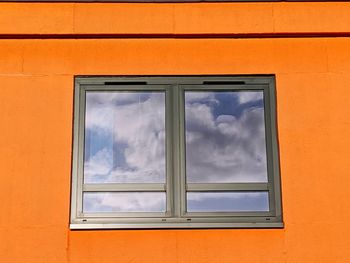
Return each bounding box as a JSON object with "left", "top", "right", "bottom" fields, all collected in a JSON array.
[
  {"left": 83, "top": 192, "right": 166, "bottom": 213},
  {"left": 187, "top": 192, "right": 269, "bottom": 212}
]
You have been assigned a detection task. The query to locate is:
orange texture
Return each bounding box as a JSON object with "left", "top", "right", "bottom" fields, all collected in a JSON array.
[
  {"left": 1, "top": 3, "right": 350, "bottom": 34},
  {"left": 1, "top": 2, "right": 350, "bottom": 263}
]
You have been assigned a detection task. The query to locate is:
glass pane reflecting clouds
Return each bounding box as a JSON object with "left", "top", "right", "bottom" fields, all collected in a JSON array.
[
  {"left": 187, "top": 192, "right": 269, "bottom": 212},
  {"left": 84, "top": 91, "right": 165, "bottom": 183},
  {"left": 185, "top": 91, "right": 267, "bottom": 183},
  {"left": 83, "top": 192, "right": 166, "bottom": 213}
]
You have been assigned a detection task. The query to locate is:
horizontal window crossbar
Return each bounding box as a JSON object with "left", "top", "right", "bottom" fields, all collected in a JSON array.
[
  {"left": 82, "top": 212, "right": 168, "bottom": 218},
  {"left": 180, "top": 84, "right": 268, "bottom": 91},
  {"left": 77, "top": 76, "right": 274, "bottom": 86},
  {"left": 83, "top": 183, "right": 166, "bottom": 192},
  {"left": 81, "top": 84, "right": 168, "bottom": 91},
  {"left": 70, "top": 222, "right": 284, "bottom": 230},
  {"left": 186, "top": 183, "right": 268, "bottom": 192},
  {"left": 184, "top": 211, "right": 274, "bottom": 217},
  {"left": 75, "top": 216, "right": 280, "bottom": 224},
  {"left": 104, "top": 81, "right": 148, "bottom": 85},
  {"left": 202, "top": 81, "right": 246, "bottom": 85}
]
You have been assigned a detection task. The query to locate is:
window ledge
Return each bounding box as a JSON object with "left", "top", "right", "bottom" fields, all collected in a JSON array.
[{"left": 70, "top": 222, "right": 284, "bottom": 230}]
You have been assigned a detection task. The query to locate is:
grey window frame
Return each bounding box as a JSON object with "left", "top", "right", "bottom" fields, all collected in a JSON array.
[{"left": 70, "top": 76, "right": 283, "bottom": 229}]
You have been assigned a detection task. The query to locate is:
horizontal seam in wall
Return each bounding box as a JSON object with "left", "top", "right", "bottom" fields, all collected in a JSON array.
[
  {"left": 1, "top": 0, "right": 350, "bottom": 2},
  {"left": 0, "top": 32, "right": 350, "bottom": 39},
  {"left": 0, "top": 33, "right": 350, "bottom": 39}
]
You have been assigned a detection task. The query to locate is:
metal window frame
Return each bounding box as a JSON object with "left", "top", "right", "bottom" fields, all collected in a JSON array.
[
  {"left": 71, "top": 83, "right": 173, "bottom": 220},
  {"left": 70, "top": 75, "right": 283, "bottom": 229}
]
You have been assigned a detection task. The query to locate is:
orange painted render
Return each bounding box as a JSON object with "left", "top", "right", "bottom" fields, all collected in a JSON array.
[
  {"left": 1, "top": 2, "right": 350, "bottom": 263},
  {"left": 1, "top": 3, "right": 350, "bottom": 34}
]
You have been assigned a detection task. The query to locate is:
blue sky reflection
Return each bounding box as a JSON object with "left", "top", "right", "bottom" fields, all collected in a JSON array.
[{"left": 187, "top": 192, "right": 269, "bottom": 212}]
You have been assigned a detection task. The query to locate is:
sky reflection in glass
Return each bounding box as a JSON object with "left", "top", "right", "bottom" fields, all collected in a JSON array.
[
  {"left": 84, "top": 91, "right": 166, "bottom": 183},
  {"left": 185, "top": 91, "right": 268, "bottom": 183},
  {"left": 187, "top": 192, "right": 269, "bottom": 212},
  {"left": 83, "top": 192, "right": 166, "bottom": 212}
]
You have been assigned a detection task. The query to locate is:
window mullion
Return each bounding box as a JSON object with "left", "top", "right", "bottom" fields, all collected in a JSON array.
[
  {"left": 83, "top": 183, "right": 166, "bottom": 192},
  {"left": 165, "top": 85, "right": 174, "bottom": 217},
  {"left": 76, "top": 85, "right": 86, "bottom": 217},
  {"left": 187, "top": 183, "right": 269, "bottom": 192},
  {"left": 263, "top": 84, "right": 278, "bottom": 215},
  {"left": 171, "top": 84, "right": 183, "bottom": 217}
]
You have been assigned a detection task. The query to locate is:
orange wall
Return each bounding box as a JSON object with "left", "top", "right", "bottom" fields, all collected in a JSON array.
[
  {"left": 1, "top": 2, "right": 350, "bottom": 263},
  {"left": 1, "top": 2, "right": 350, "bottom": 34}
]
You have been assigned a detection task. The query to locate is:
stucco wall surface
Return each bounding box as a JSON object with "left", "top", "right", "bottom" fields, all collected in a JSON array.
[
  {"left": 0, "top": 2, "right": 350, "bottom": 263},
  {"left": 0, "top": 2, "right": 350, "bottom": 34}
]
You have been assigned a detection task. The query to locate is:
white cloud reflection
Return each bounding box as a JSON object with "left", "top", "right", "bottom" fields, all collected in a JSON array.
[
  {"left": 185, "top": 91, "right": 268, "bottom": 183},
  {"left": 84, "top": 92, "right": 166, "bottom": 183},
  {"left": 83, "top": 90, "right": 268, "bottom": 212},
  {"left": 84, "top": 192, "right": 166, "bottom": 212},
  {"left": 237, "top": 91, "right": 263, "bottom": 104}
]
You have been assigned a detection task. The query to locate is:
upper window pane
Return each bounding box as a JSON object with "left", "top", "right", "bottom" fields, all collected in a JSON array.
[
  {"left": 84, "top": 91, "right": 166, "bottom": 183},
  {"left": 185, "top": 90, "right": 268, "bottom": 183}
]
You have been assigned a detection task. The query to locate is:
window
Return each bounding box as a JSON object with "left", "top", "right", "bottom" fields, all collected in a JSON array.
[{"left": 70, "top": 76, "right": 282, "bottom": 229}]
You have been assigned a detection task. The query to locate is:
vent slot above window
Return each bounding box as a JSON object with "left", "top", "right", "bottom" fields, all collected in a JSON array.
[
  {"left": 202, "top": 81, "right": 245, "bottom": 85},
  {"left": 104, "top": 81, "right": 147, "bottom": 85}
]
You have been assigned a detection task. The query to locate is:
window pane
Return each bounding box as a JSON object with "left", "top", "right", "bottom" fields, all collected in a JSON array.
[
  {"left": 187, "top": 192, "right": 269, "bottom": 212},
  {"left": 185, "top": 91, "right": 268, "bottom": 183},
  {"left": 84, "top": 91, "right": 166, "bottom": 183},
  {"left": 83, "top": 192, "right": 166, "bottom": 213}
]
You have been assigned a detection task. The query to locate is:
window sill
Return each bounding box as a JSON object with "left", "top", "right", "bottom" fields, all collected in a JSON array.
[{"left": 70, "top": 221, "right": 284, "bottom": 230}]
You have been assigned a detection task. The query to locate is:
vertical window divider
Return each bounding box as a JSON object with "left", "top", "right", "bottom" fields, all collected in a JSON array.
[
  {"left": 71, "top": 80, "right": 81, "bottom": 220},
  {"left": 178, "top": 85, "right": 187, "bottom": 217},
  {"left": 171, "top": 84, "right": 182, "bottom": 217},
  {"left": 76, "top": 85, "right": 86, "bottom": 217},
  {"left": 165, "top": 85, "right": 174, "bottom": 217},
  {"left": 262, "top": 84, "right": 277, "bottom": 215},
  {"left": 266, "top": 80, "right": 283, "bottom": 219}
]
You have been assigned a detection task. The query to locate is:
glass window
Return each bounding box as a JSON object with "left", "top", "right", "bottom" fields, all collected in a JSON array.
[
  {"left": 84, "top": 91, "right": 166, "bottom": 184},
  {"left": 70, "top": 76, "right": 282, "bottom": 229},
  {"left": 185, "top": 91, "right": 267, "bottom": 183},
  {"left": 83, "top": 192, "right": 166, "bottom": 213},
  {"left": 187, "top": 192, "right": 269, "bottom": 212}
]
